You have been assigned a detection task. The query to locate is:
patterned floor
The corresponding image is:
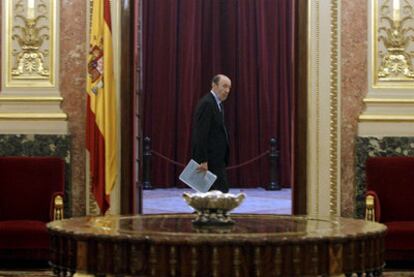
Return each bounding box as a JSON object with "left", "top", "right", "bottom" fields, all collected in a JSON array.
[{"left": 143, "top": 187, "right": 292, "bottom": 214}]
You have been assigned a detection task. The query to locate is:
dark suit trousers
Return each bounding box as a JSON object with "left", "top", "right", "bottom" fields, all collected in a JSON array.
[{"left": 208, "top": 165, "right": 229, "bottom": 193}]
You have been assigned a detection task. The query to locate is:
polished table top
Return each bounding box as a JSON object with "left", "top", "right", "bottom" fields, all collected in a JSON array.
[
  {"left": 47, "top": 214, "right": 387, "bottom": 276},
  {"left": 48, "top": 214, "right": 386, "bottom": 234},
  {"left": 48, "top": 214, "right": 386, "bottom": 239}
]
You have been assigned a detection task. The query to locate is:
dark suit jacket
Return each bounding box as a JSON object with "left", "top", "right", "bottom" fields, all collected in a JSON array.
[{"left": 191, "top": 93, "right": 229, "bottom": 168}]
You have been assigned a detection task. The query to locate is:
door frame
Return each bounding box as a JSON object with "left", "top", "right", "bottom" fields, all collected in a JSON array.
[{"left": 119, "top": 0, "right": 309, "bottom": 215}]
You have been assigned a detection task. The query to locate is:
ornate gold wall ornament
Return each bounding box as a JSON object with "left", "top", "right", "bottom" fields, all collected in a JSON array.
[
  {"left": 376, "top": 0, "right": 414, "bottom": 81},
  {"left": 12, "top": 0, "right": 50, "bottom": 78},
  {"left": 12, "top": 16, "right": 50, "bottom": 78},
  {"left": 3, "top": 0, "right": 55, "bottom": 87},
  {"left": 360, "top": 1, "right": 414, "bottom": 135}
]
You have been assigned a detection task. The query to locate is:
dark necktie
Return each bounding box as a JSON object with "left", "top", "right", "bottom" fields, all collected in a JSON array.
[
  {"left": 219, "top": 103, "right": 224, "bottom": 120},
  {"left": 220, "top": 103, "right": 228, "bottom": 140}
]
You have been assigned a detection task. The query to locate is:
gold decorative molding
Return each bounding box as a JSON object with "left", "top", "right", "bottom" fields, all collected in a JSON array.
[
  {"left": 0, "top": 96, "right": 62, "bottom": 102},
  {"left": 308, "top": 0, "right": 321, "bottom": 216},
  {"left": 359, "top": 114, "right": 414, "bottom": 121},
  {"left": 329, "top": 0, "right": 339, "bottom": 217},
  {"left": 307, "top": 0, "right": 341, "bottom": 217},
  {"left": 0, "top": 112, "right": 67, "bottom": 120},
  {"left": 315, "top": 0, "right": 321, "bottom": 217},
  {"left": 373, "top": 0, "right": 414, "bottom": 87},
  {"left": 4, "top": 0, "right": 56, "bottom": 88},
  {"left": 363, "top": 98, "right": 414, "bottom": 103}
]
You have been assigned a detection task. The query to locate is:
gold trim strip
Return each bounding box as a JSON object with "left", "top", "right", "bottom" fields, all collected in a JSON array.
[
  {"left": 315, "top": 0, "right": 320, "bottom": 217},
  {"left": 329, "top": 0, "right": 339, "bottom": 216},
  {"left": 372, "top": 82, "right": 414, "bottom": 89},
  {"left": 308, "top": 0, "right": 321, "bottom": 216},
  {"left": 363, "top": 98, "right": 414, "bottom": 104},
  {"left": 371, "top": 0, "right": 377, "bottom": 87},
  {"left": 0, "top": 96, "right": 63, "bottom": 102},
  {"left": 359, "top": 114, "right": 414, "bottom": 122},
  {"left": 0, "top": 113, "right": 67, "bottom": 120}
]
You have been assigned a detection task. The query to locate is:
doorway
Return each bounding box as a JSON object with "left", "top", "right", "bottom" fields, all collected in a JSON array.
[{"left": 119, "top": 0, "right": 308, "bottom": 215}]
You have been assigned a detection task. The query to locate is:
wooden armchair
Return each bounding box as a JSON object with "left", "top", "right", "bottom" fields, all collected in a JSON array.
[
  {"left": 365, "top": 156, "right": 414, "bottom": 261},
  {"left": 0, "top": 157, "right": 64, "bottom": 262}
]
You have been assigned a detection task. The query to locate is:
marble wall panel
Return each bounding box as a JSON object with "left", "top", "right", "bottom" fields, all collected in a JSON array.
[
  {"left": 341, "top": 0, "right": 368, "bottom": 217},
  {"left": 60, "top": 0, "right": 87, "bottom": 216}
]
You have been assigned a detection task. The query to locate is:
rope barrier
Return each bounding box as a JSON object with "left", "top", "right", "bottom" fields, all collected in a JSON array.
[
  {"left": 151, "top": 149, "right": 270, "bottom": 170},
  {"left": 226, "top": 150, "right": 270, "bottom": 170},
  {"left": 151, "top": 150, "right": 186, "bottom": 168}
]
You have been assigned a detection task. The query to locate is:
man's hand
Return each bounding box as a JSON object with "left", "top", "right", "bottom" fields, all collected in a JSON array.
[{"left": 197, "top": 162, "right": 208, "bottom": 172}]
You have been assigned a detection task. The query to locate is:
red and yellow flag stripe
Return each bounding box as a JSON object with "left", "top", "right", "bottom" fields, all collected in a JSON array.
[{"left": 86, "top": 0, "right": 118, "bottom": 214}]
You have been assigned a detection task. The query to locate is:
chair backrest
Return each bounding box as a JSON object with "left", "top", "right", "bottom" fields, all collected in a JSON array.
[
  {"left": 366, "top": 156, "right": 414, "bottom": 222},
  {"left": 0, "top": 156, "right": 64, "bottom": 222}
]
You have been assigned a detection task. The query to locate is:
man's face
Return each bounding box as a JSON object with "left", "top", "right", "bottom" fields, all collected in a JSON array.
[{"left": 212, "top": 76, "right": 232, "bottom": 102}]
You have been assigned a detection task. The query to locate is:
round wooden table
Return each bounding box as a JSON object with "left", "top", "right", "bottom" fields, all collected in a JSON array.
[{"left": 47, "top": 214, "right": 386, "bottom": 276}]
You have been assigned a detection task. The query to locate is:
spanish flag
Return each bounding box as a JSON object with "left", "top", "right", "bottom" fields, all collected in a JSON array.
[{"left": 86, "top": 0, "right": 118, "bottom": 214}]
